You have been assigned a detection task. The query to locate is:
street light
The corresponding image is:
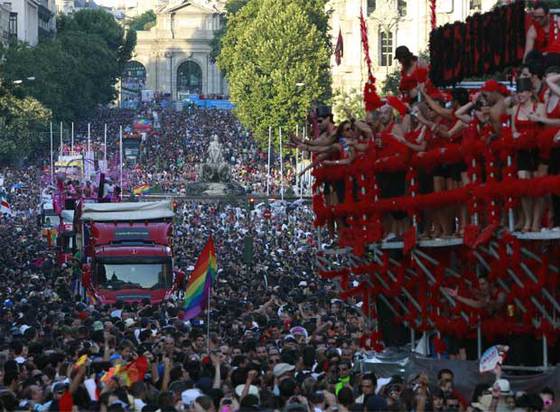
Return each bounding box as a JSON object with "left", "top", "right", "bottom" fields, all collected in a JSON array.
[{"left": 12, "top": 77, "right": 36, "bottom": 85}]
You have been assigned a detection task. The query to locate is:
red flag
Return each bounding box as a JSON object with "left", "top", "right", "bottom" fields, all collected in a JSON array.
[
  {"left": 126, "top": 356, "right": 148, "bottom": 384},
  {"left": 335, "top": 28, "right": 344, "bottom": 65}
]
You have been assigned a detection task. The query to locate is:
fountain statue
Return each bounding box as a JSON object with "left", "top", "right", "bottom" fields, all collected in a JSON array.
[
  {"left": 200, "top": 136, "right": 230, "bottom": 182},
  {"left": 185, "top": 136, "right": 245, "bottom": 196}
]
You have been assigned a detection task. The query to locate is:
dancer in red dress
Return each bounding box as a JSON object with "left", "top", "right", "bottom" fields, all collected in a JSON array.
[
  {"left": 509, "top": 77, "right": 545, "bottom": 232},
  {"left": 530, "top": 67, "right": 560, "bottom": 229}
]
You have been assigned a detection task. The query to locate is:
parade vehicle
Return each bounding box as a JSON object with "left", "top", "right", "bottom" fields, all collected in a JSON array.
[
  {"left": 122, "top": 133, "right": 143, "bottom": 162},
  {"left": 75, "top": 200, "right": 176, "bottom": 304}
]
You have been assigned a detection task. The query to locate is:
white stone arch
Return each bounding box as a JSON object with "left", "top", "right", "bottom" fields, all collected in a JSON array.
[{"left": 174, "top": 56, "right": 206, "bottom": 96}]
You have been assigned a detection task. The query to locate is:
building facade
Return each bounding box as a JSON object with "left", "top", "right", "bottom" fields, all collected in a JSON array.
[
  {"left": 7, "top": 0, "right": 39, "bottom": 46},
  {"left": 329, "top": 0, "right": 500, "bottom": 94},
  {"left": 129, "top": 0, "right": 227, "bottom": 100},
  {"left": 0, "top": 2, "right": 11, "bottom": 45},
  {"left": 1, "top": 0, "right": 55, "bottom": 46}
]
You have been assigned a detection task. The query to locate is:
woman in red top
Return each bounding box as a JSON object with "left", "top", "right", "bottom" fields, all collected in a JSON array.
[
  {"left": 530, "top": 68, "right": 560, "bottom": 229},
  {"left": 509, "top": 77, "right": 545, "bottom": 232},
  {"left": 395, "top": 45, "right": 428, "bottom": 103},
  {"left": 376, "top": 104, "right": 410, "bottom": 239}
]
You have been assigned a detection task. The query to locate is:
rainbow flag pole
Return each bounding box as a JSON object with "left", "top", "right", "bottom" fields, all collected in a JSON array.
[{"left": 183, "top": 237, "right": 217, "bottom": 321}]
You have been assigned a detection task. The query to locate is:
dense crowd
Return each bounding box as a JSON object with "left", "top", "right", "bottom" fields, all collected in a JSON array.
[
  {"left": 1, "top": 3, "right": 560, "bottom": 411},
  {"left": 3, "top": 161, "right": 557, "bottom": 412}
]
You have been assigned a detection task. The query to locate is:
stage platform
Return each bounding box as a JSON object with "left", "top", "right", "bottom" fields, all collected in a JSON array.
[{"left": 318, "top": 229, "right": 560, "bottom": 255}]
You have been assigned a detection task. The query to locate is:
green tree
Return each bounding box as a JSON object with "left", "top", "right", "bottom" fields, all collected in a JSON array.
[
  {"left": 381, "top": 67, "right": 401, "bottom": 96},
  {"left": 127, "top": 10, "right": 157, "bottom": 32},
  {"left": 2, "top": 9, "right": 136, "bottom": 120},
  {"left": 0, "top": 91, "right": 51, "bottom": 164},
  {"left": 210, "top": 0, "right": 249, "bottom": 64},
  {"left": 59, "top": 9, "right": 135, "bottom": 69},
  {"left": 332, "top": 88, "right": 365, "bottom": 123},
  {"left": 218, "top": 0, "right": 331, "bottom": 149}
]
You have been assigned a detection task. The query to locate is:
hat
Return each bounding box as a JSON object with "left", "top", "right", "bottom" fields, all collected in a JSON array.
[
  {"left": 289, "top": 326, "right": 308, "bottom": 338},
  {"left": 93, "top": 321, "right": 104, "bottom": 331},
  {"left": 181, "top": 388, "right": 202, "bottom": 406},
  {"left": 52, "top": 381, "right": 68, "bottom": 393},
  {"left": 394, "top": 45, "right": 413, "bottom": 60},
  {"left": 495, "top": 378, "right": 512, "bottom": 395},
  {"left": 283, "top": 334, "right": 297, "bottom": 343},
  {"left": 298, "top": 281, "right": 307, "bottom": 287},
  {"left": 235, "top": 384, "right": 260, "bottom": 400},
  {"left": 316, "top": 105, "right": 332, "bottom": 118},
  {"left": 273, "top": 363, "right": 295, "bottom": 378},
  {"left": 481, "top": 80, "right": 509, "bottom": 95},
  {"left": 124, "top": 318, "right": 135, "bottom": 328},
  {"left": 516, "top": 77, "right": 533, "bottom": 93}
]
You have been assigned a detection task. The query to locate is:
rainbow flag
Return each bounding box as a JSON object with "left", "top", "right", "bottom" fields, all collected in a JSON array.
[
  {"left": 183, "top": 238, "right": 217, "bottom": 320},
  {"left": 133, "top": 184, "right": 151, "bottom": 195}
]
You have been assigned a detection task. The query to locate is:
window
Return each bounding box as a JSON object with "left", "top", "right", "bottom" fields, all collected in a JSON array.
[
  {"left": 367, "top": 0, "right": 376, "bottom": 15},
  {"left": 379, "top": 31, "right": 393, "bottom": 67},
  {"left": 398, "top": 0, "right": 407, "bottom": 16},
  {"left": 470, "top": 0, "right": 481, "bottom": 10},
  {"left": 8, "top": 12, "right": 17, "bottom": 40}
]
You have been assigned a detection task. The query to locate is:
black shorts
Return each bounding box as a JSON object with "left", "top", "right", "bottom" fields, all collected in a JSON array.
[
  {"left": 517, "top": 149, "right": 538, "bottom": 172},
  {"left": 377, "top": 171, "right": 406, "bottom": 199},
  {"left": 433, "top": 164, "right": 449, "bottom": 178},
  {"left": 550, "top": 148, "right": 560, "bottom": 174},
  {"left": 334, "top": 180, "right": 345, "bottom": 202},
  {"left": 448, "top": 162, "right": 467, "bottom": 182},
  {"left": 417, "top": 170, "right": 433, "bottom": 194}
]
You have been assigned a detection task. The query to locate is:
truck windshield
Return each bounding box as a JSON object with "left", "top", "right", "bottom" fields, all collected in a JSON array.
[{"left": 96, "top": 257, "right": 171, "bottom": 290}]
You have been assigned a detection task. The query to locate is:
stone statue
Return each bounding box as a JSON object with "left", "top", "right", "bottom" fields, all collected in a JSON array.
[{"left": 200, "top": 136, "right": 230, "bottom": 182}]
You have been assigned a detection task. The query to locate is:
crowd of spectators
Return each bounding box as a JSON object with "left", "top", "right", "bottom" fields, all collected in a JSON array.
[{"left": 1, "top": 110, "right": 558, "bottom": 411}]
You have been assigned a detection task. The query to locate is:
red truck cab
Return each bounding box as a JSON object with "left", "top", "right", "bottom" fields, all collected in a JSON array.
[{"left": 77, "top": 201, "right": 175, "bottom": 304}]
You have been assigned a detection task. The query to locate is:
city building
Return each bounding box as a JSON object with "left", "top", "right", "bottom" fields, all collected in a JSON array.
[
  {"left": 37, "top": 0, "right": 56, "bottom": 38},
  {"left": 127, "top": 0, "right": 227, "bottom": 103},
  {"left": 329, "top": 0, "right": 500, "bottom": 94},
  {"left": 5, "top": 0, "right": 39, "bottom": 46},
  {"left": 54, "top": 0, "right": 97, "bottom": 14},
  {"left": 0, "top": 2, "right": 11, "bottom": 45},
  {"left": 1, "top": 0, "right": 55, "bottom": 46}
]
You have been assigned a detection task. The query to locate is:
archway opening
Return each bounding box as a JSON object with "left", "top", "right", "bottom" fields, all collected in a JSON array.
[{"left": 177, "top": 60, "right": 203, "bottom": 97}]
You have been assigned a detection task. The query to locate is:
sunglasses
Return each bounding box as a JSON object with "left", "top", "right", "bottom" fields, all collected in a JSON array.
[{"left": 269, "top": 358, "right": 280, "bottom": 364}]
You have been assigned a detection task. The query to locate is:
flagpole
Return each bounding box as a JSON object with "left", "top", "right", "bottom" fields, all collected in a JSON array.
[
  {"left": 87, "top": 122, "right": 91, "bottom": 153},
  {"left": 266, "top": 126, "right": 272, "bottom": 196},
  {"left": 279, "top": 127, "right": 284, "bottom": 201},
  {"left": 104, "top": 123, "right": 107, "bottom": 162},
  {"left": 119, "top": 126, "right": 123, "bottom": 198},
  {"left": 71, "top": 121, "right": 74, "bottom": 155},
  {"left": 207, "top": 285, "right": 211, "bottom": 354},
  {"left": 295, "top": 124, "right": 299, "bottom": 197},
  {"left": 59, "top": 121, "right": 63, "bottom": 156},
  {"left": 50, "top": 122, "right": 54, "bottom": 185}
]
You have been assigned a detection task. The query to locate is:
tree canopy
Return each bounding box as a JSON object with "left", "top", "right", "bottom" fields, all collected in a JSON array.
[
  {"left": 2, "top": 9, "right": 135, "bottom": 121},
  {"left": 217, "top": 0, "right": 331, "bottom": 149},
  {"left": 127, "top": 10, "right": 157, "bottom": 32},
  {"left": 0, "top": 85, "right": 51, "bottom": 165}
]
